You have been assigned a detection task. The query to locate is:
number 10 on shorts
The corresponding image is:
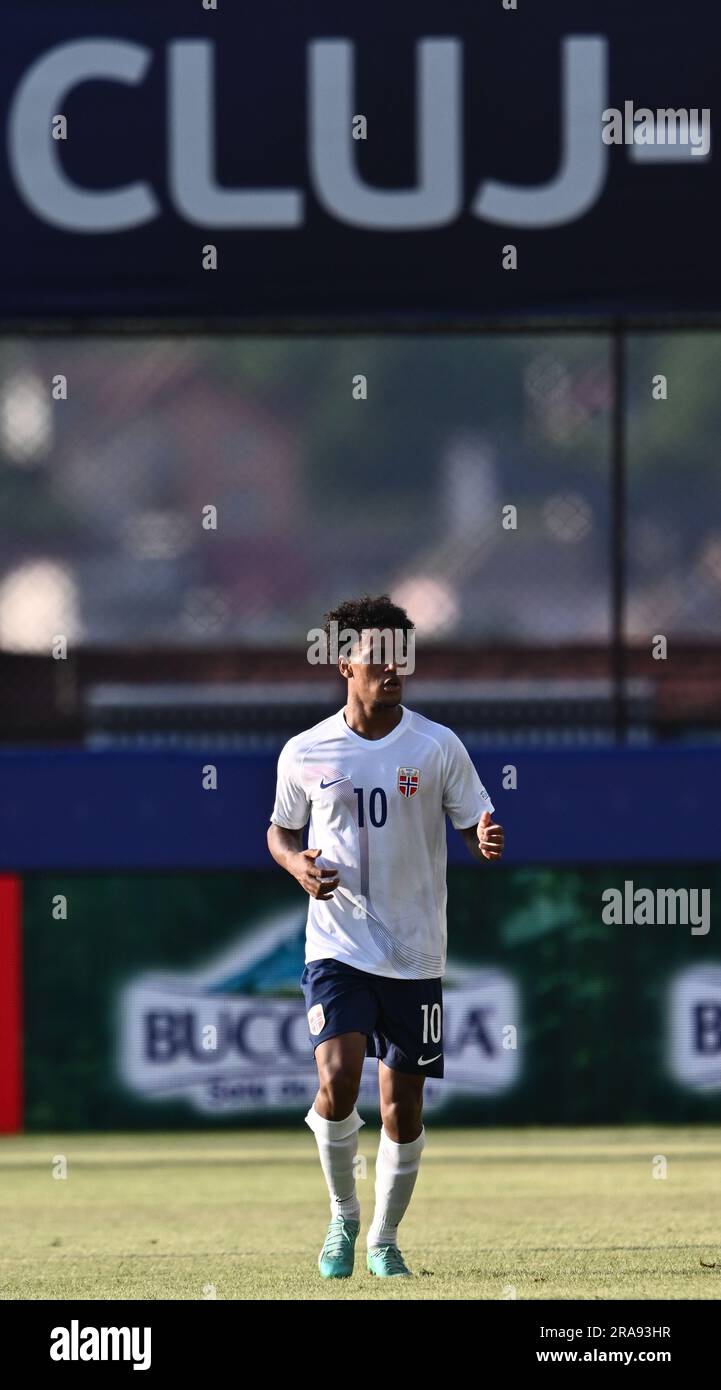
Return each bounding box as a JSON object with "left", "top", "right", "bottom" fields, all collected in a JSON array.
[{"left": 421, "top": 1002, "right": 442, "bottom": 1044}]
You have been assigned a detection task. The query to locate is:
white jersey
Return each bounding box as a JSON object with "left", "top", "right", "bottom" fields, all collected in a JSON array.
[{"left": 270, "top": 705, "right": 494, "bottom": 980}]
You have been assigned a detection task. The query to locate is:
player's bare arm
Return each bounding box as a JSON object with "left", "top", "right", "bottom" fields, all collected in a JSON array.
[
  {"left": 458, "top": 809, "right": 505, "bottom": 863},
  {"left": 267, "top": 823, "right": 340, "bottom": 899}
]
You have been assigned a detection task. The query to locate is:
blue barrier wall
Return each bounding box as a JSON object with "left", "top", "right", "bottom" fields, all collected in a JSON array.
[{"left": 0, "top": 747, "right": 715, "bottom": 870}]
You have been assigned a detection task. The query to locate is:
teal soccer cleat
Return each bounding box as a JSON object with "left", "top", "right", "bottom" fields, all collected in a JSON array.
[
  {"left": 318, "top": 1215, "right": 361, "bottom": 1278},
  {"left": 367, "top": 1244, "right": 412, "bottom": 1278}
]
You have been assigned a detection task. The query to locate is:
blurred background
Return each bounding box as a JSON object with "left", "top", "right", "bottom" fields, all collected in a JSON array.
[
  {"left": 2, "top": 332, "right": 721, "bottom": 746},
  {"left": 1, "top": 0, "right": 720, "bottom": 1135}
]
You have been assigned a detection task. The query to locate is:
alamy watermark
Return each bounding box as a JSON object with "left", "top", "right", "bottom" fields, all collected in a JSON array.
[
  {"left": 601, "top": 880, "right": 710, "bottom": 935},
  {"left": 602, "top": 103, "right": 711, "bottom": 157},
  {"left": 50, "top": 1321, "right": 151, "bottom": 1370},
  {"left": 306, "top": 623, "right": 416, "bottom": 674}
]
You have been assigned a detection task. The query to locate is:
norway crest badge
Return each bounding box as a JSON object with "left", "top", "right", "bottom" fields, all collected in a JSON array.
[
  {"left": 307, "top": 1004, "right": 325, "bottom": 1036},
  {"left": 397, "top": 766, "right": 420, "bottom": 798}
]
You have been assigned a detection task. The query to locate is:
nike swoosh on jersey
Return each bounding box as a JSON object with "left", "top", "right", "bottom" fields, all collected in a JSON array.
[
  {"left": 319, "top": 776, "right": 349, "bottom": 789},
  {"left": 417, "top": 1053, "right": 442, "bottom": 1066}
]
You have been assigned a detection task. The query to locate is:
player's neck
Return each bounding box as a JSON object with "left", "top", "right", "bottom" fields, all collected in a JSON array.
[{"left": 343, "top": 701, "right": 403, "bottom": 741}]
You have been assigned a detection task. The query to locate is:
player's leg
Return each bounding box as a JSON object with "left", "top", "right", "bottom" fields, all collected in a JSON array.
[
  {"left": 301, "top": 959, "right": 378, "bottom": 1277},
  {"left": 366, "top": 1064, "right": 425, "bottom": 1276},
  {"left": 306, "top": 1032, "right": 367, "bottom": 1277},
  {"left": 312, "top": 1031, "right": 367, "bottom": 1121},
  {"left": 366, "top": 974, "right": 442, "bottom": 1276},
  {"left": 377, "top": 1060, "right": 425, "bottom": 1143},
  {"left": 307, "top": 1031, "right": 367, "bottom": 1219}
]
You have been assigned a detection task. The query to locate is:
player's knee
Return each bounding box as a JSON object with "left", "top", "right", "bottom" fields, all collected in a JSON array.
[
  {"left": 380, "top": 1097, "right": 423, "bottom": 1143},
  {"left": 317, "top": 1065, "right": 360, "bottom": 1119}
]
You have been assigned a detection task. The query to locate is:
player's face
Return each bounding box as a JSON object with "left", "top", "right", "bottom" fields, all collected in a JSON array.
[{"left": 348, "top": 630, "right": 406, "bottom": 708}]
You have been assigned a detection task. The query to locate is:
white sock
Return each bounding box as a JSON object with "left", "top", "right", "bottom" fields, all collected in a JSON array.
[
  {"left": 367, "top": 1126, "right": 426, "bottom": 1249},
  {"left": 304, "top": 1104, "right": 365, "bottom": 1221}
]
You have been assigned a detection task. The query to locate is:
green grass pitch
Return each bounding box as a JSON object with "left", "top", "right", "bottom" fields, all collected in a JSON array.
[{"left": 1, "top": 1127, "right": 719, "bottom": 1300}]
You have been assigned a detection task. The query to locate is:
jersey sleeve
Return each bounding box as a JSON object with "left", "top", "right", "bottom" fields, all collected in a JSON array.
[
  {"left": 270, "top": 740, "right": 311, "bottom": 830},
  {"left": 442, "top": 732, "right": 494, "bottom": 829}
]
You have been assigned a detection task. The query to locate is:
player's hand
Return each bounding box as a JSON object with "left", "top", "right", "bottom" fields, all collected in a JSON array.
[
  {"left": 293, "top": 847, "right": 340, "bottom": 899},
  {"left": 477, "top": 810, "right": 504, "bottom": 861}
]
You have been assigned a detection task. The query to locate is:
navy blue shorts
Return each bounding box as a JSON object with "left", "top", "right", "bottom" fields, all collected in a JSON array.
[{"left": 301, "top": 957, "right": 444, "bottom": 1078}]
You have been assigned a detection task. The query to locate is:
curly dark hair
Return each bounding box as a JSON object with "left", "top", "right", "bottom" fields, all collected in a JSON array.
[{"left": 323, "top": 593, "right": 414, "bottom": 639}]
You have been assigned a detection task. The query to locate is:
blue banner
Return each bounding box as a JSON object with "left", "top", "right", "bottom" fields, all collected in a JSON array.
[{"left": 0, "top": 746, "right": 714, "bottom": 870}]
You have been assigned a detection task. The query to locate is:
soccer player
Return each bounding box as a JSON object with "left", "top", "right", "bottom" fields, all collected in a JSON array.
[{"left": 267, "top": 595, "right": 504, "bottom": 1279}]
